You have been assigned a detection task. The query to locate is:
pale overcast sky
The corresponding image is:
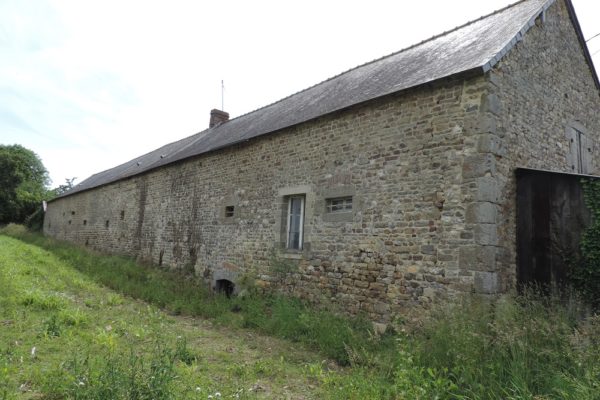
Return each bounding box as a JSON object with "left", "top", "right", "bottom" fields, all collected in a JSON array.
[{"left": 1, "top": 0, "right": 598, "bottom": 187}]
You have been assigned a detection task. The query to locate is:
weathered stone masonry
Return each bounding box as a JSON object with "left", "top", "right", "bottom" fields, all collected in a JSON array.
[
  {"left": 45, "top": 0, "right": 600, "bottom": 322},
  {"left": 481, "top": 0, "right": 600, "bottom": 293},
  {"left": 46, "top": 76, "right": 487, "bottom": 321}
]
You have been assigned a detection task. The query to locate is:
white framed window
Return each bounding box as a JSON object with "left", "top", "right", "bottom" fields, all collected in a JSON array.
[
  {"left": 286, "top": 196, "right": 305, "bottom": 250},
  {"left": 326, "top": 197, "right": 353, "bottom": 213}
]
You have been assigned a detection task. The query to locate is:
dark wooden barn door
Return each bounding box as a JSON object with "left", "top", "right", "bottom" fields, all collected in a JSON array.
[{"left": 516, "top": 169, "right": 591, "bottom": 289}]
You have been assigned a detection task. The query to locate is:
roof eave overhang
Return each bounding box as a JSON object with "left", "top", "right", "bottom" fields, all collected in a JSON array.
[
  {"left": 485, "top": 0, "right": 555, "bottom": 72},
  {"left": 516, "top": 166, "right": 600, "bottom": 180},
  {"left": 483, "top": 0, "right": 600, "bottom": 92}
]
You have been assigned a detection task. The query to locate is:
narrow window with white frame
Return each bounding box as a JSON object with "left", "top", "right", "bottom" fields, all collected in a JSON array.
[{"left": 286, "top": 195, "right": 305, "bottom": 250}]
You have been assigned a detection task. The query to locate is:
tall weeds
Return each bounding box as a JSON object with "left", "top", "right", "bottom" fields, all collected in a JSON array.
[
  {"left": 0, "top": 225, "right": 374, "bottom": 364},
  {"left": 40, "top": 340, "right": 182, "bottom": 400},
  {"left": 3, "top": 225, "right": 599, "bottom": 399},
  {"left": 407, "top": 291, "right": 600, "bottom": 399}
]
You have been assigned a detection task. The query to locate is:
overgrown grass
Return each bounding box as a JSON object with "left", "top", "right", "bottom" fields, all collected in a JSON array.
[
  {"left": 410, "top": 294, "right": 600, "bottom": 399},
  {"left": 0, "top": 224, "right": 378, "bottom": 365},
  {"left": 2, "top": 224, "right": 600, "bottom": 399},
  {"left": 309, "top": 294, "right": 600, "bottom": 399},
  {"left": 0, "top": 227, "right": 322, "bottom": 399},
  {"left": 39, "top": 340, "right": 185, "bottom": 400}
]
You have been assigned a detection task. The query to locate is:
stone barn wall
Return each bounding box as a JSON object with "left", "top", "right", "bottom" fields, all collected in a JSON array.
[
  {"left": 481, "top": 0, "right": 600, "bottom": 290},
  {"left": 44, "top": 0, "right": 600, "bottom": 322},
  {"left": 46, "top": 75, "right": 493, "bottom": 322}
]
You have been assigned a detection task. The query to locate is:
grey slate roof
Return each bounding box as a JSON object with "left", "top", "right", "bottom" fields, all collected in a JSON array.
[{"left": 58, "top": 0, "right": 590, "bottom": 198}]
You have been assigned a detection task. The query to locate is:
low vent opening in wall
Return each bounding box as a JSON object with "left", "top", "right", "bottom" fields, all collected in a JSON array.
[{"left": 215, "top": 279, "right": 235, "bottom": 298}]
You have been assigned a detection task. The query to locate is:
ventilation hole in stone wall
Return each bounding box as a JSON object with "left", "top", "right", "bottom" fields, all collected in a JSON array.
[
  {"left": 225, "top": 205, "right": 234, "bottom": 217},
  {"left": 71, "top": 211, "right": 75, "bottom": 215},
  {"left": 83, "top": 220, "right": 87, "bottom": 226},
  {"left": 159, "top": 250, "right": 164, "bottom": 266},
  {"left": 120, "top": 210, "right": 125, "bottom": 220},
  {"left": 68, "top": 220, "right": 71, "bottom": 225},
  {"left": 215, "top": 279, "right": 235, "bottom": 298},
  {"left": 105, "top": 220, "right": 109, "bottom": 228},
  {"left": 85, "top": 239, "right": 89, "bottom": 246}
]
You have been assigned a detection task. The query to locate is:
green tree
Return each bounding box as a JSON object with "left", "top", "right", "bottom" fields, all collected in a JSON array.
[
  {"left": 53, "top": 177, "right": 77, "bottom": 196},
  {"left": 0, "top": 144, "right": 50, "bottom": 224}
]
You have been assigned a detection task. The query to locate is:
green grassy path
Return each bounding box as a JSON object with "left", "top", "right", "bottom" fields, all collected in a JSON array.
[
  {"left": 3, "top": 227, "right": 599, "bottom": 400},
  {"left": 0, "top": 234, "right": 322, "bottom": 399}
]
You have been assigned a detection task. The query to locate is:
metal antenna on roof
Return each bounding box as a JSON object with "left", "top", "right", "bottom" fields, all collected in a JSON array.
[{"left": 221, "top": 80, "right": 224, "bottom": 110}]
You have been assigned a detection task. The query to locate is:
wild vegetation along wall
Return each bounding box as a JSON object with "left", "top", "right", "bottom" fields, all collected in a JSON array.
[
  {"left": 482, "top": 0, "right": 600, "bottom": 290},
  {"left": 45, "top": 74, "right": 491, "bottom": 322}
]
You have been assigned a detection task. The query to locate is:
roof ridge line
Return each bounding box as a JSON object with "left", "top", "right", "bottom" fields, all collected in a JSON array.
[
  {"left": 223, "top": 0, "right": 531, "bottom": 125},
  {"left": 70, "top": 132, "right": 203, "bottom": 189}
]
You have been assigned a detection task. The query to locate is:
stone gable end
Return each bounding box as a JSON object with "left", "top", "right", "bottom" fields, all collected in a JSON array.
[{"left": 479, "top": 0, "right": 600, "bottom": 293}]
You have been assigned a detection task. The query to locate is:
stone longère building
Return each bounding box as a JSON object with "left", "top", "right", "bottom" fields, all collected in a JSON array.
[{"left": 45, "top": 0, "right": 600, "bottom": 322}]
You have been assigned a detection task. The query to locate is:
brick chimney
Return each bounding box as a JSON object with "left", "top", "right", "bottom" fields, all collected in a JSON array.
[{"left": 209, "top": 109, "right": 229, "bottom": 128}]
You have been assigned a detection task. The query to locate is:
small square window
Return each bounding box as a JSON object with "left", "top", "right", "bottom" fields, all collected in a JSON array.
[
  {"left": 225, "top": 206, "right": 235, "bottom": 218},
  {"left": 120, "top": 210, "right": 125, "bottom": 220},
  {"left": 326, "top": 197, "right": 353, "bottom": 213}
]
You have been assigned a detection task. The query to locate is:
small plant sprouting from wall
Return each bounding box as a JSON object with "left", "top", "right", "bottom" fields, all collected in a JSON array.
[
  {"left": 572, "top": 178, "right": 600, "bottom": 308},
  {"left": 236, "top": 266, "right": 260, "bottom": 295},
  {"left": 268, "top": 248, "right": 299, "bottom": 289}
]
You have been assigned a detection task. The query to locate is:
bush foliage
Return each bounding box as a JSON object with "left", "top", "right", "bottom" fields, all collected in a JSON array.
[
  {"left": 0, "top": 144, "right": 50, "bottom": 225},
  {"left": 572, "top": 178, "right": 600, "bottom": 308}
]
